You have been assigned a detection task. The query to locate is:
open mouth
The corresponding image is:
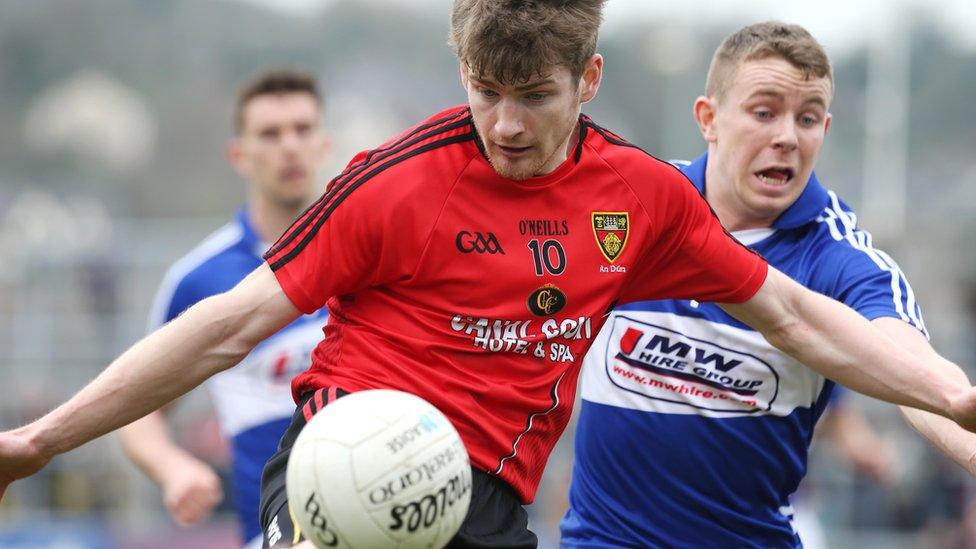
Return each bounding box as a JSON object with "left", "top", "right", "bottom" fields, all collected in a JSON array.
[
  {"left": 755, "top": 167, "right": 795, "bottom": 187},
  {"left": 496, "top": 144, "right": 531, "bottom": 156}
]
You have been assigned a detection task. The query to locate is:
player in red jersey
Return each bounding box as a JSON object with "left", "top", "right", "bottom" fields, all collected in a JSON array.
[{"left": 3, "top": 2, "right": 976, "bottom": 548}]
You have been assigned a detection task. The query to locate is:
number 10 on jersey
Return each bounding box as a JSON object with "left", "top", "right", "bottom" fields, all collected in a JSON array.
[{"left": 528, "top": 239, "right": 566, "bottom": 276}]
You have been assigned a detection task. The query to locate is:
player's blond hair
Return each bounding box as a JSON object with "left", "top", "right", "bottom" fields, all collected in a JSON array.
[
  {"left": 706, "top": 21, "right": 834, "bottom": 102},
  {"left": 449, "top": 0, "right": 607, "bottom": 84}
]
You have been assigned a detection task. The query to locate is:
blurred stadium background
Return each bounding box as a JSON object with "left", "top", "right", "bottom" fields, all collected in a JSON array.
[{"left": 2, "top": 0, "right": 976, "bottom": 547}]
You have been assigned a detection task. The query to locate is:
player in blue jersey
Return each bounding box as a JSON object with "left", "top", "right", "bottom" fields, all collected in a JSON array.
[
  {"left": 563, "top": 21, "right": 976, "bottom": 548},
  {"left": 119, "top": 69, "right": 331, "bottom": 548},
  {"left": 9, "top": 9, "right": 976, "bottom": 549}
]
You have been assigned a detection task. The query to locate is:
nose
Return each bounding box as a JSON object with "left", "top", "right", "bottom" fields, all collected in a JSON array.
[
  {"left": 493, "top": 100, "right": 524, "bottom": 141},
  {"left": 771, "top": 117, "right": 798, "bottom": 152},
  {"left": 280, "top": 129, "right": 303, "bottom": 154}
]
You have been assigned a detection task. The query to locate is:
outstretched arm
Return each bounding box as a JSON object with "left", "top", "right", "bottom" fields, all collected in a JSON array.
[
  {"left": 720, "top": 268, "right": 976, "bottom": 428},
  {"left": 870, "top": 317, "right": 976, "bottom": 475},
  {"left": 0, "top": 263, "right": 301, "bottom": 500}
]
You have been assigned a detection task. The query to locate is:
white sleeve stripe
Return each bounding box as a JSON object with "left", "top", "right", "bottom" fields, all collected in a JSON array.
[
  {"left": 146, "top": 222, "right": 244, "bottom": 334},
  {"left": 833, "top": 198, "right": 911, "bottom": 327},
  {"left": 822, "top": 209, "right": 911, "bottom": 328},
  {"left": 816, "top": 209, "right": 845, "bottom": 242},
  {"left": 829, "top": 190, "right": 928, "bottom": 335},
  {"left": 819, "top": 191, "right": 928, "bottom": 337},
  {"left": 824, "top": 195, "right": 907, "bottom": 326},
  {"left": 874, "top": 247, "right": 928, "bottom": 335}
]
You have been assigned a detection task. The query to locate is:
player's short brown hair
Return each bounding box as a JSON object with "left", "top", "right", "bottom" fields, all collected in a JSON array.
[
  {"left": 706, "top": 21, "right": 833, "bottom": 103},
  {"left": 234, "top": 69, "right": 321, "bottom": 134},
  {"left": 449, "top": 0, "right": 607, "bottom": 84}
]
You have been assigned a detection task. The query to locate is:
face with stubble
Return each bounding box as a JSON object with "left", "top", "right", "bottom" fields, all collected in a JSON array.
[{"left": 461, "top": 55, "right": 603, "bottom": 180}]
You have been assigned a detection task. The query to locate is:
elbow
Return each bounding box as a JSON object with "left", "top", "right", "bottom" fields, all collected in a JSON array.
[
  {"left": 210, "top": 320, "right": 257, "bottom": 375},
  {"left": 188, "top": 293, "right": 260, "bottom": 376},
  {"left": 762, "top": 318, "right": 803, "bottom": 357},
  {"left": 760, "top": 278, "right": 812, "bottom": 357}
]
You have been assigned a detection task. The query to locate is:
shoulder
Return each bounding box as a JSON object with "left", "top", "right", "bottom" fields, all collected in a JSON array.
[
  {"left": 800, "top": 190, "right": 908, "bottom": 286},
  {"left": 809, "top": 191, "right": 885, "bottom": 265},
  {"left": 148, "top": 221, "right": 248, "bottom": 324},
  {"left": 327, "top": 105, "right": 479, "bottom": 208},
  {"left": 265, "top": 108, "right": 480, "bottom": 272},
  {"left": 801, "top": 190, "right": 925, "bottom": 331},
  {"left": 580, "top": 117, "right": 695, "bottom": 200},
  {"left": 581, "top": 118, "right": 685, "bottom": 178}
]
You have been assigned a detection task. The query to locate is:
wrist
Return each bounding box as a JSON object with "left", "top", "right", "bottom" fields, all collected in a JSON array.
[
  {"left": 941, "top": 383, "right": 968, "bottom": 418},
  {"left": 966, "top": 449, "right": 976, "bottom": 476},
  {"left": 14, "top": 422, "right": 57, "bottom": 462}
]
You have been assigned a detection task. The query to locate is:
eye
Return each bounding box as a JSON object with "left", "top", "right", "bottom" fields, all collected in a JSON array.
[
  {"left": 754, "top": 109, "right": 773, "bottom": 121},
  {"left": 479, "top": 87, "right": 499, "bottom": 99},
  {"left": 798, "top": 114, "right": 819, "bottom": 127},
  {"left": 525, "top": 92, "right": 547, "bottom": 102},
  {"left": 259, "top": 128, "right": 280, "bottom": 141}
]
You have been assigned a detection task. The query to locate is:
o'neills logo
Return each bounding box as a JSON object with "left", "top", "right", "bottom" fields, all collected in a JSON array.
[
  {"left": 527, "top": 284, "right": 567, "bottom": 317},
  {"left": 592, "top": 212, "right": 629, "bottom": 263}
]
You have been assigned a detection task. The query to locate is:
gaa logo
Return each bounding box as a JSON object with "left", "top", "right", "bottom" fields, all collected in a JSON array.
[
  {"left": 455, "top": 231, "right": 505, "bottom": 255},
  {"left": 303, "top": 492, "right": 339, "bottom": 547},
  {"left": 527, "top": 284, "right": 567, "bottom": 316}
]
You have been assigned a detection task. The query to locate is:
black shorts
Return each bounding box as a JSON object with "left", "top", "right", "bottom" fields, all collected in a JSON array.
[{"left": 259, "top": 387, "right": 538, "bottom": 548}]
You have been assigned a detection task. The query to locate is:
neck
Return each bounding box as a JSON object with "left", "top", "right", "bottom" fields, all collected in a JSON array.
[
  {"left": 247, "top": 195, "right": 306, "bottom": 243},
  {"left": 564, "top": 120, "right": 581, "bottom": 159}
]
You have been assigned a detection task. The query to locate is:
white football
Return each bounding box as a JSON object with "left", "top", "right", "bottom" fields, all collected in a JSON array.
[{"left": 286, "top": 389, "right": 472, "bottom": 549}]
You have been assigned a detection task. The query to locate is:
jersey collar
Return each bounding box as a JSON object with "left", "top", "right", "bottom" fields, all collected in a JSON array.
[
  {"left": 234, "top": 206, "right": 266, "bottom": 257},
  {"left": 681, "top": 152, "right": 830, "bottom": 230}
]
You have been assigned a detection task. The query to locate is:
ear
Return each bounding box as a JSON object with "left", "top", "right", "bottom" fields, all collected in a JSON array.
[
  {"left": 226, "top": 138, "right": 248, "bottom": 176},
  {"left": 459, "top": 62, "right": 469, "bottom": 90},
  {"left": 693, "top": 96, "right": 718, "bottom": 143},
  {"left": 823, "top": 112, "right": 832, "bottom": 137},
  {"left": 316, "top": 132, "right": 333, "bottom": 163},
  {"left": 579, "top": 54, "right": 603, "bottom": 103}
]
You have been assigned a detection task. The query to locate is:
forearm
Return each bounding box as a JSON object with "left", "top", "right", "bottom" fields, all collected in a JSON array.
[
  {"left": 884, "top": 329, "right": 976, "bottom": 475},
  {"left": 774, "top": 292, "right": 968, "bottom": 408},
  {"left": 723, "top": 270, "right": 966, "bottom": 418},
  {"left": 769, "top": 289, "right": 963, "bottom": 415},
  {"left": 900, "top": 406, "right": 976, "bottom": 475},
  {"left": 20, "top": 292, "right": 253, "bottom": 459}
]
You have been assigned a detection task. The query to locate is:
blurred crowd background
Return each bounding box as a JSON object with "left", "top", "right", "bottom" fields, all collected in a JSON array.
[{"left": 2, "top": 0, "right": 976, "bottom": 547}]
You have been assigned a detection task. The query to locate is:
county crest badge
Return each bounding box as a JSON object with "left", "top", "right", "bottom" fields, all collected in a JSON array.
[{"left": 592, "top": 212, "right": 629, "bottom": 263}]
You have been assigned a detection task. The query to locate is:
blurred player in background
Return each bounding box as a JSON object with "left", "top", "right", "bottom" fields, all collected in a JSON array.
[
  {"left": 563, "top": 21, "right": 976, "bottom": 548},
  {"left": 6, "top": 5, "right": 976, "bottom": 549},
  {"left": 119, "top": 69, "right": 331, "bottom": 548},
  {"left": 792, "top": 387, "right": 898, "bottom": 549}
]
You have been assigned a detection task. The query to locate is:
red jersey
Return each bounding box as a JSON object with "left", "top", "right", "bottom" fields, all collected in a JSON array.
[{"left": 264, "top": 105, "right": 767, "bottom": 502}]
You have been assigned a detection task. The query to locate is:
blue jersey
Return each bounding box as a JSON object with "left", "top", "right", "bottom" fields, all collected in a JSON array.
[
  {"left": 148, "top": 208, "right": 328, "bottom": 543},
  {"left": 561, "top": 153, "right": 926, "bottom": 548}
]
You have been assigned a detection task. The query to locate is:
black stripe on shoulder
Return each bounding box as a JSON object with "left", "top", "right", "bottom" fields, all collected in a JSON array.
[
  {"left": 265, "top": 113, "right": 473, "bottom": 261},
  {"left": 269, "top": 129, "right": 476, "bottom": 271},
  {"left": 583, "top": 119, "right": 644, "bottom": 151},
  {"left": 583, "top": 120, "right": 695, "bottom": 183},
  {"left": 357, "top": 108, "right": 471, "bottom": 173},
  {"left": 572, "top": 117, "right": 588, "bottom": 163}
]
